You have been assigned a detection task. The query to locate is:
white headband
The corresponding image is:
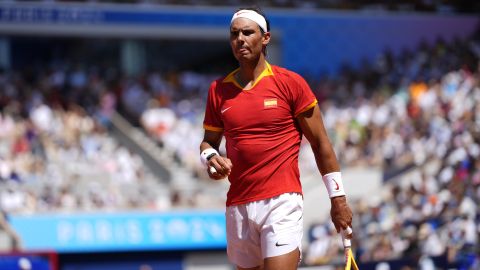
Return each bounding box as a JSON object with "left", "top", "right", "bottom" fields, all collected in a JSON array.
[{"left": 230, "top": 10, "right": 268, "bottom": 33}]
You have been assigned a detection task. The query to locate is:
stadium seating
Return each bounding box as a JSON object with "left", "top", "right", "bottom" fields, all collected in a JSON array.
[{"left": 0, "top": 2, "right": 479, "bottom": 268}]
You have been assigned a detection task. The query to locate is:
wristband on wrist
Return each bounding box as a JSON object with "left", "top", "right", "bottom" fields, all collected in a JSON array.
[
  {"left": 322, "top": 171, "right": 346, "bottom": 198},
  {"left": 200, "top": 148, "right": 219, "bottom": 165}
]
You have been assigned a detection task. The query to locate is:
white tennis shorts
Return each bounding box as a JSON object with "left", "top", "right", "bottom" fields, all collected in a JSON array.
[{"left": 225, "top": 192, "right": 304, "bottom": 268}]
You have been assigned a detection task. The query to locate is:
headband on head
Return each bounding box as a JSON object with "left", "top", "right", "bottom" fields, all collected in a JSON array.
[{"left": 230, "top": 10, "right": 268, "bottom": 33}]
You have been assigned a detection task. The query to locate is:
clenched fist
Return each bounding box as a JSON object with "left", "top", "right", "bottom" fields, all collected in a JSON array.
[{"left": 207, "top": 155, "right": 233, "bottom": 180}]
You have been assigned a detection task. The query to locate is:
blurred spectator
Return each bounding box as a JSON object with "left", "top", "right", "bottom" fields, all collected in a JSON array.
[
  {"left": 141, "top": 99, "right": 176, "bottom": 146},
  {"left": 0, "top": 211, "right": 22, "bottom": 251},
  {"left": 304, "top": 223, "right": 339, "bottom": 265}
]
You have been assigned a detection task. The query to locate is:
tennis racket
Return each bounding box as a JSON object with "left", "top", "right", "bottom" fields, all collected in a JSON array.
[{"left": 342, "top": 227, "right": 359, "bottom": 270}]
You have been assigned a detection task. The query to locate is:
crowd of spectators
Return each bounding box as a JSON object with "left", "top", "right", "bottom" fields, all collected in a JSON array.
[
  {"left": 0, "top": 18, "right": 479, "bottom": 269},
  {"left": 0, "top": 69, "right": 172, "bottom": 215},
  {"left": 122, "top": 69, "right": 219, "bottom": 178},
  {"left": 303, "top": 34, "right": 480, "bottom": 268},
  {"left": 305, "top": 69, "right": 479, "bottom": 269},
  {"left": 115, "top": 29, "right": 480, "bottom": 267},
  {"left": 132, "top": 34, "right": 480, "bottom": 180}
]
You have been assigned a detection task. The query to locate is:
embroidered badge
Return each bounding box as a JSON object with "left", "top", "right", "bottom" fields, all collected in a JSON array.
[{"left": 264, "top": 98, "right": 277, "bottom": 108}]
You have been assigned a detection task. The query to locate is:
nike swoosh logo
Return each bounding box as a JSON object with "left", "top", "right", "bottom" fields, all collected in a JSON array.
[
  {"left": 275, "top": 242, "right": 288, "bottom": 247},
  {"left": 332, "top": 179, "right": 339, "bottom": 191},
  {"left": 221, "top": 106, "right": 232, "bottom": 114}
]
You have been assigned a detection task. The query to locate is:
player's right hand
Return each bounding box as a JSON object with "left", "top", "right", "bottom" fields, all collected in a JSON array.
[
  {"left": 207, "top": 155, "right": 232, "bottom": 180},
  {"left": 330, "top": 195, "right": 353, "bottom": 234}
]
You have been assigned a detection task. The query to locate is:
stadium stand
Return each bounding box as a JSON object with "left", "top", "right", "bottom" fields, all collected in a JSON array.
[
  {"left": 0, "top": 1, "right": 479, "bottom": 269},
  {"left": 1, "top": 25, "right": 477, "bottom": 269},
  {"left": 109, "top": 22, "right": 480, "bottom": 268},
  {"left": 0, "top": 95, "right": 169, "bottom": 213},
  {"left": 0, "top": 62, "right": 228, "bottom": 216},
  {"left": 303, "top": 29, "right": 480, "bottom": 269},
  {"left": 0, "top": 31, "right": 479, "bottom": 270},
  {"left": 107, "top": 21, "right": 480, "bottom": 268}
]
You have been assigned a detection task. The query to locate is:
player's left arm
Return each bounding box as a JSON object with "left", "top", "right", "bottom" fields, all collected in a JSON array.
[{"left": 297, "top": 104, "right": 353, "bottom": 234}]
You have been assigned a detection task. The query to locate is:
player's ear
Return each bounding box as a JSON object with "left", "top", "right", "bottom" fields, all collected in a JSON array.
[{"left": 262, "top": 32, "right": 271, "bottom": 46}]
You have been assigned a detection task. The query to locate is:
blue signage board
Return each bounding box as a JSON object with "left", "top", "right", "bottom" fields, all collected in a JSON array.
[
  {"left": 9, "top": 211, "right": 226, "bottom": 253},
  {"left": 0, "top": 254, "right": 53, "bottom": 270},
  {"left": 0, "top": 4, "right": 228, "bottom": 26},
  {"left": 0, "top": 3, "right": 478, "bottom": 76}
]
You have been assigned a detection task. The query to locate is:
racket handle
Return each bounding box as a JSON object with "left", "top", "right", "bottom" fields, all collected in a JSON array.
[
  {"left": 341, "top": 226, "right": 353, "bottom": 248},
  {"left": 209, "top": 166, "right": 217, "bottom": 174}
]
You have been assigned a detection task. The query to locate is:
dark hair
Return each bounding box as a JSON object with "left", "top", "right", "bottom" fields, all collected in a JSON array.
[{"left": 235, "top": 6, "right": 270, "bottom": 33}]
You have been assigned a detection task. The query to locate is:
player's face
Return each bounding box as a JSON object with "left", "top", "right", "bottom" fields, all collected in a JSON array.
[{"left": 230, "top": 18, "right": 270, "bottom": 62}]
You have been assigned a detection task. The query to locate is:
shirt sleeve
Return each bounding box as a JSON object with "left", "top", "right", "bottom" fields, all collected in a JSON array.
[
  {"left": 203, "top": 80, "right": 224, "bottom": 132},
  {"left": 288, "top": 72, "right": 318, "bottom": 117}
]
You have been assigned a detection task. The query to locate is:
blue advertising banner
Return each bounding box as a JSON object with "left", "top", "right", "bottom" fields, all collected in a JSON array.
[
  {"left": 0, "top": 4, "right": 228, "bottom": 26},
  {"left": 0, "top": 254, "right": 53, "bottom": 270},
  {"left": 9, "top": 211, "right": 226, "bottom": 253},
  {"left": 0, "top": 2, "right": 478, "bottom": 76}
]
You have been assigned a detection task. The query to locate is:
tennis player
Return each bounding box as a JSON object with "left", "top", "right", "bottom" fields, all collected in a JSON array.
[{"left": 199, "top": 7, "right": 353, "bottom": 270}]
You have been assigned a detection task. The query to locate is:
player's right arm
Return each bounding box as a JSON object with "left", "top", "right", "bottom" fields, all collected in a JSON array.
[
  {"left": 200, "top": 130, "right": 232, "bottom": 180},
  {"left": 297, "top": 104, "right": 353, "bottom": 234}
]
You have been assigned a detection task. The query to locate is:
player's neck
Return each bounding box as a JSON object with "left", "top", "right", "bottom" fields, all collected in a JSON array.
[{"left": 236, "top": 56, "right": 267, "bottom": 88}]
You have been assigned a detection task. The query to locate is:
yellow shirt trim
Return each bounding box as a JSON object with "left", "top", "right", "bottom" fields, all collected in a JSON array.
[
  {"left": 203, "top": 124, "right": 224, "bottom": 132},
  {"left": 295, "top": 99, "right": 318, "bottom": 117},
  {"left": 222, "top": 62, "right": 274, "bottom": 90}
]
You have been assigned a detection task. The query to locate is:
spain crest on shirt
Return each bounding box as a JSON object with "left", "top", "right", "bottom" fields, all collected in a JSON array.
[{"left": 264, "top": 98, "right": 277, "bottom": 108}]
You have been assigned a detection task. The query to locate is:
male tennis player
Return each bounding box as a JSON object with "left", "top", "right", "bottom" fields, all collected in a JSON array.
[{"left": 199, "top": 7, "right": 353, "bottom": 270}]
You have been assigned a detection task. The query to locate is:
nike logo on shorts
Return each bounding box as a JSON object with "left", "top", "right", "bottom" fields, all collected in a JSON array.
[{"left": 275, "top": 242, "right": 289, "bottom": 247}]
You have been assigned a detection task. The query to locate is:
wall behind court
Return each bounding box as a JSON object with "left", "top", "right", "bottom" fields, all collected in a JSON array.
[{"left": 0, "top": 2, "right": 478, "bottom": 76}]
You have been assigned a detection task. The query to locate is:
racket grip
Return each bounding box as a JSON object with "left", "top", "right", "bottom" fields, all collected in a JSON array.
[
  {"left": 209, "top": 166, "right": 217, "bottom": 174},
  {"left": 341, "top": 226, "right": 353, "bottom": 248}
]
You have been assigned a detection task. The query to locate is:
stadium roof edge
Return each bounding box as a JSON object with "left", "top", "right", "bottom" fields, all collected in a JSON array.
[{"left": 3, "top": 1, "right": 479, "bottom": 19}]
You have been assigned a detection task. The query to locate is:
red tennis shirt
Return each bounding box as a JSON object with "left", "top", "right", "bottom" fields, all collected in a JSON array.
[{"left": 203, "top": 62, "right": 317, "bottom": 206}]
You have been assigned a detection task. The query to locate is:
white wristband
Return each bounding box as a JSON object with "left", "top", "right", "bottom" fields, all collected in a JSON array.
[
  {"left": 200, "top": 148, "right": 219, "bottom": 165},
  {"left": 322, "top": 172, "right": 346, "bottom": 198}
]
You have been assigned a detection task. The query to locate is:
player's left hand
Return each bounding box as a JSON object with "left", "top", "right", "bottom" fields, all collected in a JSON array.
[
  {"left": 330, "top": 196, "right": 353, "bottom": 235},
  {"left": 207, "top": 155, "right": 232, "bottom": 180}
]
